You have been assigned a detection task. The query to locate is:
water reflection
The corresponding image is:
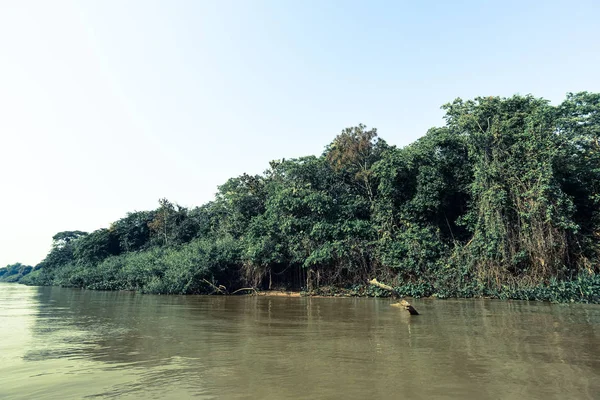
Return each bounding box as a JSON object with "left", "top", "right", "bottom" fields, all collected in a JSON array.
[{"left": 0, "top": 283, "right": 599, "bottom": 399}]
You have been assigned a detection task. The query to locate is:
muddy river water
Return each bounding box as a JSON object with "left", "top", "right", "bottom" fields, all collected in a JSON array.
[{"left": 0, "top": 283, "right": 598, "bottom": 399}]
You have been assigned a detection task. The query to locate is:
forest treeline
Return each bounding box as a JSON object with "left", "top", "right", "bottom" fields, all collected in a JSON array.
[{"left": 5, "top": 93, "right": 600, "bottom": 302}]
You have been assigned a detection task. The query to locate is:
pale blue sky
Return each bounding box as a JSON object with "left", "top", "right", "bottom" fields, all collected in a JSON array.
[{"left": 1, "top": 0, "right": 599, "bottom": 267}]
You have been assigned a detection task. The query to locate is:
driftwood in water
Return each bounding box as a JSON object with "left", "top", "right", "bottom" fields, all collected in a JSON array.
[
  {"left": 369, "top": 278, "right": 420, "bottom": 315},
  {"left": 391, "top": 299, "right": 420, "bottom": 315}
]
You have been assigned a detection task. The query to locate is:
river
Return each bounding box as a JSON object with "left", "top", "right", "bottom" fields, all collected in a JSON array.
[{"left": 0, "top": 282, "right": 599, "bottom": 399}]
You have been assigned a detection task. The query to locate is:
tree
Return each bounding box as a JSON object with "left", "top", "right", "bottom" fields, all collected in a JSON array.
[
  {"left": 213, "top": 174, "right": 267, "bottom": 239},
  {"left": 37, "top": 231, "right": 88, "bottom": 272},
  {"left": 22, "top": 92, "right": 600, "bottom": 301},
  {"left": 372, "top": 127, "right": 471, "bottom": 279},
  {"left": 51, "top": 231, "right": 88, "bottom": 248},
  {"left": 111, "top": 211, "right": 156, "bottom": 252},
  {"left": 325, "top": 124, "right": 386, "bottom": 204},
  {"left": 148, "top": 198, "right": 176, "bottom": 246},
  {"left": 0, "top": 262, "right": 33, "bottom": 282},
  {"left": 442, "top": 95, "right": 583, "bottom": 284},
  {"left": 73, "top": 228, "right": 120, "bottom": 264}
]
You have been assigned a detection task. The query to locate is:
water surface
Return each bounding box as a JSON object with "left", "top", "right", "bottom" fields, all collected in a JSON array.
[{"left": 0, "top": 283, "right": 599, "bottom": 399}]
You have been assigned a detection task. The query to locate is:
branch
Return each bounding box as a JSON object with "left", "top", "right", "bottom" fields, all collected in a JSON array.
[
  {"left": 368, "top": 278, "right": 420, "bottom": 315},
  {"left": 391, "top": 299, "right": 420, "bottom": 315},
  {"left": 369, "top": 278, "right": 393, "bottom": 291},
  {"left": 202, "top": 279, "right": 227, "bottom": 294},
  {"left": 231, "top": 287, "right": 258, "bottom": 295}
]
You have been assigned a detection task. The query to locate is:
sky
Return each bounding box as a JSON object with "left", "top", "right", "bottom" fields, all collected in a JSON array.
[{"left": 1, "top": 0, "right": 599, "bottom": 267}]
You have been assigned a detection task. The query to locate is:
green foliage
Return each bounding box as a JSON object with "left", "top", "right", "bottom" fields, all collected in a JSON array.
[
  {"left": 25, "top": 237, "right": 242, "bottom": 294},
  {"left": 111, "top": 211, "right": 156, "bottom": 252},
  {"left": 495, "top": 273, "right": 600, "bottom": 303},
  {"left": 18, "top": 92, "right": 600, "bottom": 303},
  {"left": 51, "top": 231, "right": 88, "bottom": 248},
  {"left": 0, "top": 263, "right": 33, "bottom": 282},
  {"left": 73, "top": 228, "right": 120, "bottom": 264},
  {"left": 325, "top": 124, "right": 387, "bottom": 203},
  {"left": 18, "top": 268, "right": 41, "bottom": 285}
]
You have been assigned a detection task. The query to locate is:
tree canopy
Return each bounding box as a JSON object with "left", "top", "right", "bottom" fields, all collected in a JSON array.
[{"left": 11, "top": 92, "right": 600, "bottom": 303}]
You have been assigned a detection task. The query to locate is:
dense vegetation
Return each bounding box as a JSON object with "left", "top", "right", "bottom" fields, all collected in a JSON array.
[
  {"left": 0, "top": 263, "right": 33, "bottom": 283},
  {"left": 5, "top": 93, "right": 600, "bottom": 302}
]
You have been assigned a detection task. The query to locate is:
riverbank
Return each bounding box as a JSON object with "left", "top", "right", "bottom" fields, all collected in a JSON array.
[
  {"left": 256, "top": 277, "right": 600, "bottom": 304},
  {"left": 5, "top": 275, "right": 600, "bottom": 304},
  {"left": 257, "top": 290, "right": 302, "bottom": 297},
  {"left": 6, "top": 257, "right": 600, "bottom": 304}
]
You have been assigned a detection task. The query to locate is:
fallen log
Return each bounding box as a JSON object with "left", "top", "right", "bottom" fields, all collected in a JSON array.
[{"left": 369, "top": 278, "right": 420, "bottom": 315}]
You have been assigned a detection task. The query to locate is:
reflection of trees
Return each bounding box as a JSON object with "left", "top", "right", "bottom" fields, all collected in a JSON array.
[{"left": 23, "top": 287, "right": 600, "bottom": 399}]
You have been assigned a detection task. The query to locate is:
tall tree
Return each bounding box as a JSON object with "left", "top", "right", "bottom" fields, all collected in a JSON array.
[
  {"left": 325, "top": 124, "right": 386, "bottom": 204},
  {"left": 148, "top": 198, "right": 176, "bottom": 246}
]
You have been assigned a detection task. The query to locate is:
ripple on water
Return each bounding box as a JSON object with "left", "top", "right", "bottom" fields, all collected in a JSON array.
[{"left": 0, "top": 284, "right": 599, "bottom": 400}]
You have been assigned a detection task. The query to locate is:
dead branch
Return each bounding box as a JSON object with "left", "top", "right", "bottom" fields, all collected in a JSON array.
[
  {"left": 202, "top": 279, "right": 227, "bottom": 294},
  {"left": 369, "top": 278, "right": 420, "bottom": 315},
  {"left": 369, "top": 278, "right": 393, "bottom": 291},
  {"left": 231, "top": 287, "right": 258, "bottom": 295}
]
